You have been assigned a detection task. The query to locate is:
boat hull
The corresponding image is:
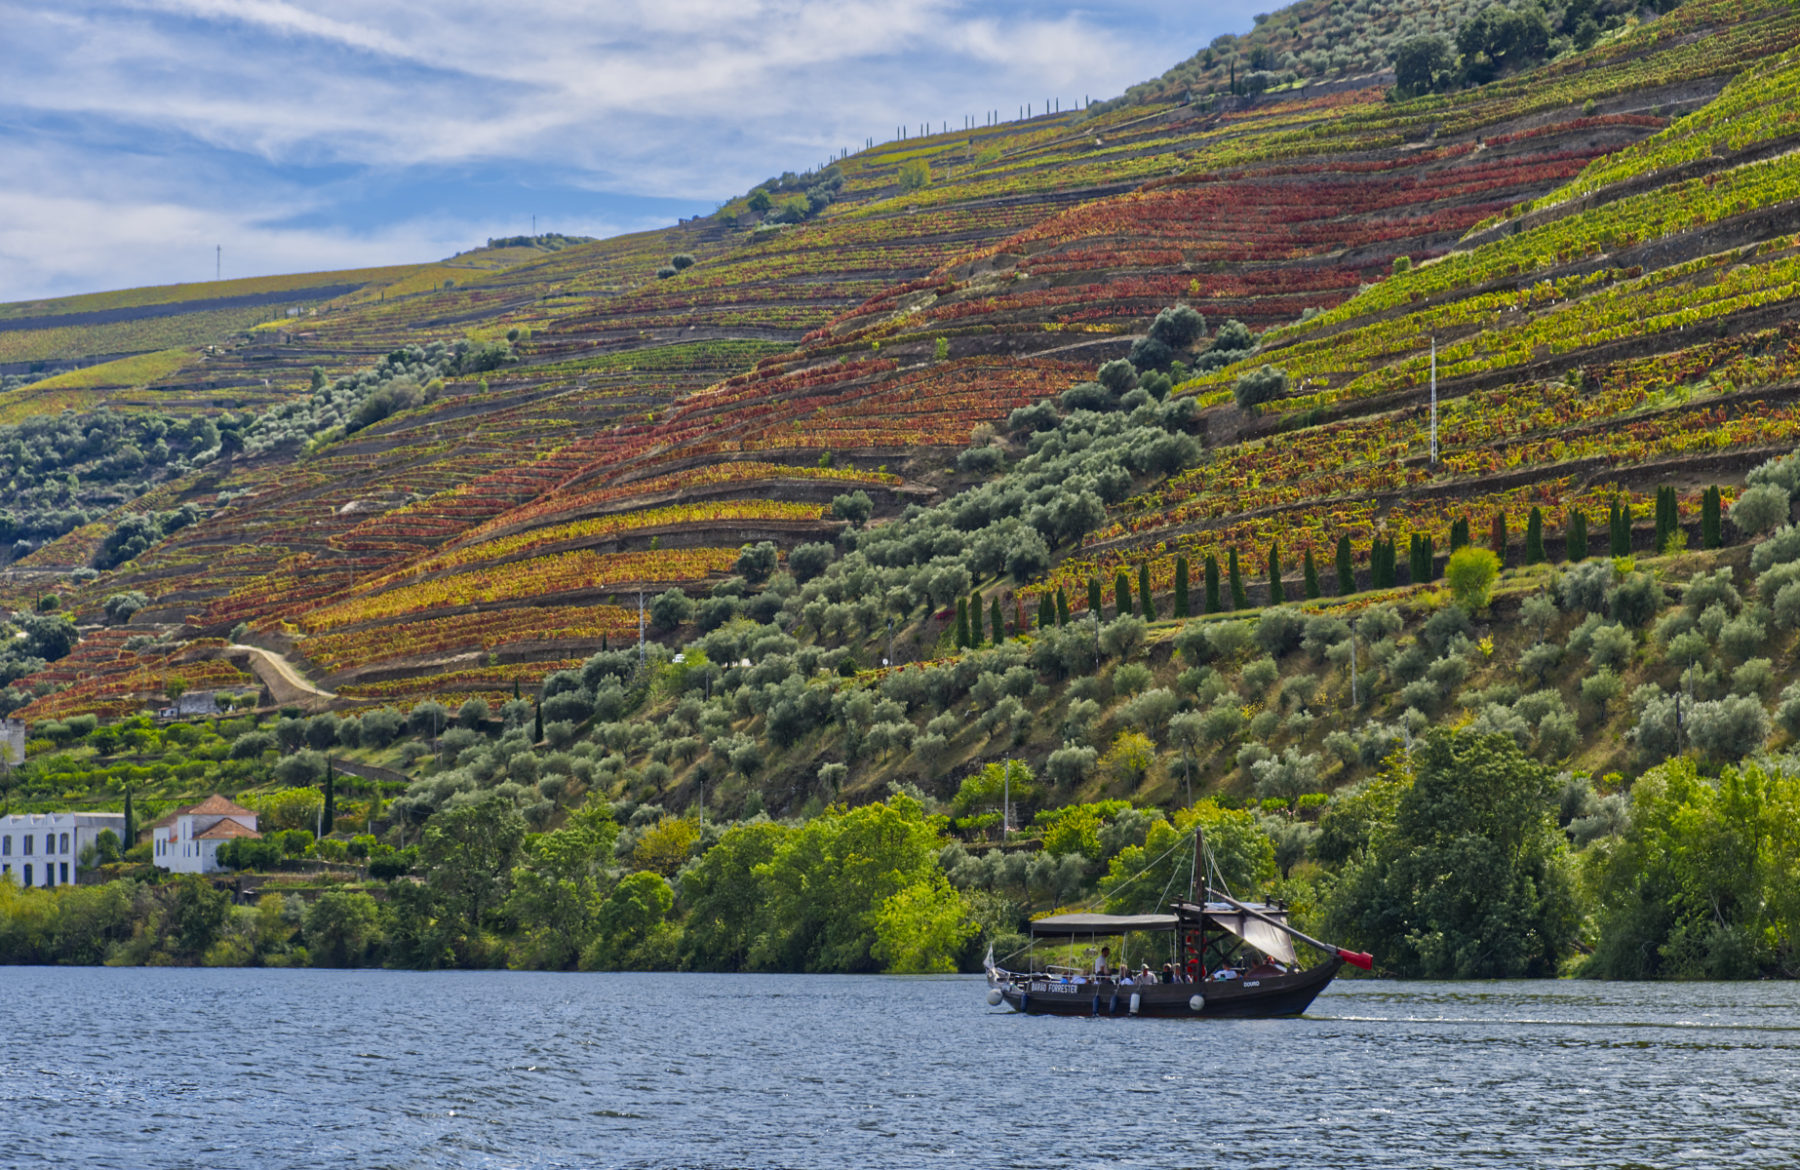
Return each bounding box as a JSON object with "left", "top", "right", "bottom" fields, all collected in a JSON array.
[{"left": 990, "top": 957, "right": 1342, "bottom": 1019}]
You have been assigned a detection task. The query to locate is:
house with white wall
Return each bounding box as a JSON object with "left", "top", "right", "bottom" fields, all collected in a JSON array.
[
  {"left": 151, "top": 795, "right": 261, "bottom": 874},
  {"left": 1, "top": 812, "right": 127, "bottom": 888}
]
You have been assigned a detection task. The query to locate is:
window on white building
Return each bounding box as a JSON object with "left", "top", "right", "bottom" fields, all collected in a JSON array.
[
  {"left": 22, "top": 835, "right": 31, "bottom": 855},
  {"left": 22, "top": 864, "right": 31, "bottom": 885},
  {"left": 1, "top": 835, "right": 9, "bottom": 855},
  {"left": 60, "top": 863, "right": 68, "bottom": 883},
  {"left": 44, "top": 833, "right": 54, "bottom": 854},
  {"left": 60, "top": 833, "right": 69, "bottom": 853}
]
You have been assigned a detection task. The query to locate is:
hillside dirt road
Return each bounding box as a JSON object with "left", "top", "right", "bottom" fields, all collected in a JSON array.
[{"left": 226, "top": 644, "right": 337, "bottom": 711}]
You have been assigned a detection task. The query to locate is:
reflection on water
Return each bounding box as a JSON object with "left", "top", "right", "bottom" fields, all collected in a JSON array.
[{"left": 1, "top": 968, "right": 1796, "bottom": 1169}]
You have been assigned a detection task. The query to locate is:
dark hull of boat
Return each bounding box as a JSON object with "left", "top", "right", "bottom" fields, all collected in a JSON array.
[{"left": 990, "top": 957, "right": 1342, "bottom": 1019}]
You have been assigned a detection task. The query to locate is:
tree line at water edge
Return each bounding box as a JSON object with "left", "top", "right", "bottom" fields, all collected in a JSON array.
[{"left": 3, "top": 726, "right": 1795, "bottom": 979}]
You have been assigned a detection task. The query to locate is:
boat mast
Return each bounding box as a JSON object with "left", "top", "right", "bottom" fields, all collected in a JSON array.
[{"left": 1189, "top": 826, "right": 1206, "bottom": 978}]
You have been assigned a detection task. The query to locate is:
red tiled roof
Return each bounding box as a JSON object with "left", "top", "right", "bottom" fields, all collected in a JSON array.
[
  {"left": 185, "top": 795, "right": 256, "bottom": 818},
  {"left": 194, "top": 819, "right": 262, "bottom": 841},
  {"left": 146, "top": 804, "right": 196, "bottom": 831}
]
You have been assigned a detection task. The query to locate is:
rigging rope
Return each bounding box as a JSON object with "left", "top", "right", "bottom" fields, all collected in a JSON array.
[{"left": 990, "top": 825, "right": 1204, "bottom": 968}]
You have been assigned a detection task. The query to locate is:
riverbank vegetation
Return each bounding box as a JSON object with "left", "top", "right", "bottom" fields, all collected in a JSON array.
[{"left": 3, "top": 725, "right": 1796, "bottom": 977}]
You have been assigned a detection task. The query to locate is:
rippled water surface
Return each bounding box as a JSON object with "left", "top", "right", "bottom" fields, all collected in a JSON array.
[{"left": 3, "top": 968, "right": 1797, "bottom": 1168}]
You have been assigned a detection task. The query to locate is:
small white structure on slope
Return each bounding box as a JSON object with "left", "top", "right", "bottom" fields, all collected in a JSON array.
[
  {"left": 151, "top": 795, "right": 262, "bottom": 875},
  {"left": 1, "top": 812, "right": 127, "bottom": 888}
]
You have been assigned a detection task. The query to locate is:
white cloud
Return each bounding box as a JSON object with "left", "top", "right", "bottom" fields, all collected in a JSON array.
[{"left": 0, "top": 0, "right": 1233, "bottom": 299}]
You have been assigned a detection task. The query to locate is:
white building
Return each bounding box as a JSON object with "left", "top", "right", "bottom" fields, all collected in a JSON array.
[
  {"left": 156, "top": 693, "right": 221, "bottom": 721},
  {"left": 1, "top": 812, "right": 127, "bottom": 889},
  {"left": 151, "top": 795, "right": 262, "bottom": 875},
  {"left": 1, "top": 718, "right": 24, "bottom": 766}
]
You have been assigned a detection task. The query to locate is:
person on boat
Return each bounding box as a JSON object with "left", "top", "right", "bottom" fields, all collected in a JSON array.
[
  {"left": 1160, "top": 963, "right": 1175, "bottom": 984},
  {"left": 1093, "top": 946, "right": 1112, "bottom": 978},
  {"left": 1140, "top": 963, "right": 1154, "bottom": 983}
]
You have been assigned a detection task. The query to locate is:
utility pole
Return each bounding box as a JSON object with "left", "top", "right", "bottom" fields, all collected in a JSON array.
[
  {"left": 215, "top": 245, "right": 221, "bottom": 282},
  {"left": 1429, "top": 336, "right": 1439, "bottom": 467},
  {"left": 1349, "top": 630, "right": 1359, "bottom": 707}
]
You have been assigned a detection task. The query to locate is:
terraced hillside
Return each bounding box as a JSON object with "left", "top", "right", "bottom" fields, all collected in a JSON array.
[{"left": 7, "top": 0, "right": 1800, "bottom": 799}]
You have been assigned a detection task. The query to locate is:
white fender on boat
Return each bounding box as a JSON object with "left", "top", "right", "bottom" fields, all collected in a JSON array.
[
  {"left": 1129, "top": 992, "right": 1141, "bottom": 1015},
  {"left": 987, "top": 988, "right": 1004, "bottom": 1007},
  {"left": 1188, "top": 994, "right": 1206, "bottom": 1012}
]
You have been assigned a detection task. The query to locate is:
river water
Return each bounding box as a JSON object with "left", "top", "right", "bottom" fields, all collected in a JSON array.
[{"left": 1, "top": 968, "right": 1795, "bottom": 1169}]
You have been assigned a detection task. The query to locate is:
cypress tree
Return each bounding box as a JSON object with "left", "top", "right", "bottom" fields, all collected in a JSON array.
[
  {"left": 322, "top": 759, "right": 336, "bottom": 836},
  {"left": 1268, "top": 542, "right": 1285, "bottom": 605},
  {"left": 1038, "top": 594, "right": 1055, "bottom": 630},
  {"left": 1056, "top": 588, "right": 1071, "bottom": 625},
  {"left": 1303, "top": 549, "right": 1321, "bottom": 600},
  {"left": 1525, "top": 507, "right": 1546, "bottom": 564},
  {"left": 991, "top": 596, "right": 1006, "bottom": 643},
  {"left": 1408, "top": 534, "right": 1426, "bottom": 584},
  {"left": 1702, "top": 486, "right": 1722, "bottom": 549},
  {"left": 1335, "top": 533, "right": 1354, "bottom": 595},
  {"left": 1229, "top": 548, "right": 1249, "bottom": 610},
  {"left": 1204, "top": 554, "right": 1222, "bottom": 614},
  {"left": 955, "top": 597, "right": 970, "bottom": 648},
  {"left": 1608, "top": 500, "right": 1626, "bottom": 557},
  {"left": 533, "top": 698, "right": 543, "bottom": 742},
  {"left": 512, "top": 678, "right": 521, "bottom": 701},
  {"left": 1655, "top": 485, "right": 1676, "bottom": 552},
  {"left": 1566, "top": 510, "right": 1588, "bottom": 562},
  {"left": 970, "top": 592, "right": 984, "bottom": 646},
  {"left": 1370, "top": 539, "right": 1389, "bottom": 589},
  {"left": 1116, "top": 570, "right": 1134, "bottom": 618},
  {"left": 1139, "top": 563, "right": 1157, "bottom": 621},
  {"left": 1088, "top": 577, "right": 1103, "bottom": 618},
  {"left": 1423, "top": 535, "right": 1436, "bottom": 581},
  {"left": 1450, "top": 517, "right": 1470, "bottom": 552},
  {"left": 1490, "top": 513, "right": 1508, "bottom": 564},
  {"left": 1173, "top": 555, "right": 1190, "bottom": 619}
]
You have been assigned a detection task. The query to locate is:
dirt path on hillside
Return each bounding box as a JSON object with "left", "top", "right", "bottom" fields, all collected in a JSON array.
[{"left": 227, "top": 644, "right": 337, "bottom": 710}]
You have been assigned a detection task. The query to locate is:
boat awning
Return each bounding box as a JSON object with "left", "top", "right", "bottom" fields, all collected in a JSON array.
[
  {"left": 1208, "top": 910, "right": 1299, "bottom": 966},
  {"left": 1028, "top": 913, "right": 1180, "bottom": 937}
]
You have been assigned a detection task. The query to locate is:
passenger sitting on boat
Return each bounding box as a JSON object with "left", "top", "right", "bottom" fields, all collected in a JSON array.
[
  {"left": 1213, "top": 967, "right": 1239, "bottom": 981},
  {"left": 1140, "top": 963, "right": 1154, "bottom": 983},
  {"left": 1160, "top": 963, "right": 1175, "bottom": 984}
]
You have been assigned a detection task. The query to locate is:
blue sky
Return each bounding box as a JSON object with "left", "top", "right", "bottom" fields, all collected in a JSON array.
[{"left": 0, "top": 0, "right": 1249, "bottom": 303}]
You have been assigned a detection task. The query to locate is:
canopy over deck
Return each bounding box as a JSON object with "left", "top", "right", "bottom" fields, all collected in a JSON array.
[
  {"left": 1028, "top": 913, "right": 1179, "bottom": 937},
  {"left": 1027, "top": 905, "right": 1300, "bottom": 966}
]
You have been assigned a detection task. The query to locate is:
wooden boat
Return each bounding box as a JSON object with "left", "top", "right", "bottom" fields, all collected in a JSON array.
[{"left": 984, "top": 834, "right": 1372, "bottom": 1019}]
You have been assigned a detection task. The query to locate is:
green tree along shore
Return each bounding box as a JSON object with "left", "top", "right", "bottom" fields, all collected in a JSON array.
[{"left": 4, "top": 727, "right": 1797, "bottom": 977}]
